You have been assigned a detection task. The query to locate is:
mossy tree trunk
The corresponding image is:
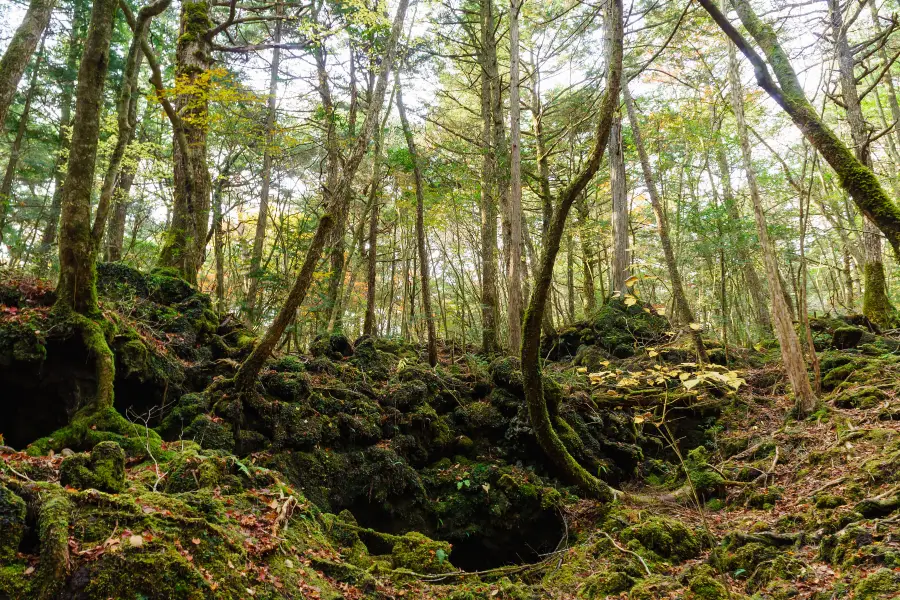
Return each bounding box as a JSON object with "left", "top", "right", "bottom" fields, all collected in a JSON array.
[
  {"left": 700, "top": 0, "right": 900, "bottom": 258},
  {"left": 624, "top": 86, "right": 708, "bottom": 362},
  {"left": 396, "top": 72, "right": 438, "bottom": 367},
  {"left": 54, "top": 0, "right": 119, "bottom": 412},
  {"left": 507, "top": 0, "right": 524, "bottom": 354},
  {"left": 725, "top": 31, "right": 817, "bottom": 415},
  {"left": 0, "top": 0, "right": 56, "bottom": 129},
  {"left": 233, "top": 0, "right": 409, "bottom": 395},
  {"left": 521, "top": 0, "right": 622, "bottom": 500},
  {"left": 157, "top": 0, "right": 213, "bottom": 283},
  {"left": 828, "top": 0, "right": 895, "bottom": 326}
]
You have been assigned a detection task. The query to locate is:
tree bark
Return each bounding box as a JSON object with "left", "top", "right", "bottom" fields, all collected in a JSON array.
[
  {"left": 233, "top": 0, "right": 409, "bottom": 395},
  {"left": 624, "top": 86, "right": 708, "bottom": 361},
  {"left": 726, "top": 32, "right": 816, "bottom": 415},
  {"left": 0, "top": 0, "right": 56, "bottom": 129},
  {"left": 363, "top": 92, "right": 392, "bottom": 336},
  {"left": 609, "top": 109, "right": 629, "bottom": 294},
  {"left": 157, "top": 0, "right": 213, "bottom": 283},
  {"left": 245, "top": 1, "right": 282, "bottom": 323},
  {"left": 521, "top": 0, "right": 622, "bottom": 500},
  {"left": 478, "top": 0, "right": 499, "bottom": 353},
  {"left": 53, "top": 0, "right": 118, "bottom": 413},
  {"left": 507, "top": 0, "right": 524, "bottom": 353},
  {"left": 575, "top": 196, "right": 597, "bottom": 313},
  {"left": 396, "top": 72, "right": 437, "bottom": 366},
  {"left": 700, "top": 0, "right": 900, "bottom": 257}
]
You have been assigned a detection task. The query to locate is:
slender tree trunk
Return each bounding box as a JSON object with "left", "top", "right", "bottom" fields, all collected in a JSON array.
[
  {"left": 157, "top": 0, "right": 213, "bottom": 283},
  {"left": 245, "top": 3, "right": 282, "bottom": 322},
  {"left": 609, "top": 109, "right": 629, "bottom": 293},
  {"left": 396, "top": 73, "right": 437, "bottom": 366},
  {"left": 624, "top": 86, "right": 708, "bottom": 361},
  {"left": 521, "top": 0, "right": 622, "bottom": 500},
  {"left": 507, "top": 0, "right": 524, "bottom": 353},
  {"left": 575, "top": 196, "right": 597, "bottom": 313},
  {"left": 233, "top": 0, "right": 408, "bottom": 395},
  {"left": 0, "top": 40, "right": 44, "bottom": 241},
  {"left": 0, "top": 0, "right": 56, "bottom": 128},
  {"left": 726, "top": 37, "right": 816, "bottom": 415},
  {"left": 363, "top": 99, "right": 390, "bottom": 336},
  {"left": 478, "top": 0, "right": 499, "bottom": 353}
]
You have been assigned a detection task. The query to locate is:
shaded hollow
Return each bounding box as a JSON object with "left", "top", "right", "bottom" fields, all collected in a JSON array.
[{"left": 0, "top": 337, "right": 96, "bottom": 448}]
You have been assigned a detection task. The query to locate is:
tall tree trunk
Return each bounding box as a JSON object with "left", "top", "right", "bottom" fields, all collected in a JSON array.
[
  {"left": 37, "top": 0, "right": 85, "bottom": 260},
  {"left": 0, "top": 39, "right": 44, "bottom": 241},
  {"left": 396, "top": 73, "right": 437, "bottom": 366},
  {"left": 700, "top": 0, "right": 900, "bottom": 257},
  {"left": 54, "top": 0, "right": 118, "bottom": 415},
  {"left": 157, "top": 0, "right": 213, "bottom": 283},
  {"left": 233, "top": 0, "right": 408, "bottom": 396},
  {"left": 363, "top": 93, "right": 392, "bottom": 336},
  {"left": 520, "top": 0, "right": 622, "bottom": 500},
  {"left": 575, "top": 196, "right": 597, "bottom": 313},
  {"left": 624, "top": 86, "right": 708, "bottom": 361},
  {"left": 828, "top": 0, "right": 894, "bottom": 326},
  {"left": 0, "top": 0, "right": 56, "bottom": 128},
  {"left": 478, "top": 0, "right": 499, "bottom": 353},
  {"left": 726, "top": 36, "right": 816, "bottom": 415},
  {"left": 245, "top": 2, "right": 282, "bottom": 323},
  {"left": 507, "top": 0, "right": 524, "bottom": 353},
  {"left": 609, "top": 109, "right": 629, "bottom": 294},
  {"left": 713, "top": 142, "right": 771, "bottom": 334}
]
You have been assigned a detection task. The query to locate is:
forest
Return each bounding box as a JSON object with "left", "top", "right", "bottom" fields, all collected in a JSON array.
[{"left": 1, "top": 0, "right": 900, "bottom": 597}]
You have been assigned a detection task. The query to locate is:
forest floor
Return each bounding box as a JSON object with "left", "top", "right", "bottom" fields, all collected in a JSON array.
[{"left": 1, "top": 266, "right": 899, "bottom": 599}]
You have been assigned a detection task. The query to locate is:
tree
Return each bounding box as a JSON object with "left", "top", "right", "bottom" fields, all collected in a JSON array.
[
  {"left": 0, "top": 0, "right": 56, "bottom": 129},
  {"left": 520, "top": 0, "right": 623, "bottom": 500},
  {"left": 507, "top": 0, "right": 524, "bottom": 353}
]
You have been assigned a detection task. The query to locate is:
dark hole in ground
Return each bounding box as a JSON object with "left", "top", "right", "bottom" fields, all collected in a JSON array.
[
  {"left": 113, "top": 375, "right": 173, "bottom": 426},
  {"left": 445, "top": 509, "right": 565, "bottom": 572},
  {"left": 344, "top": 498, "right": 565, "bottom": 571},
  {"left": 0, "top": 338, "right": 96, "bottom": 449}
]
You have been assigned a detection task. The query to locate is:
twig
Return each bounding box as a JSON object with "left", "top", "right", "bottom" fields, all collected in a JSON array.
[{"left": 601, "top": 531, "right": 651, "bottom": 576}]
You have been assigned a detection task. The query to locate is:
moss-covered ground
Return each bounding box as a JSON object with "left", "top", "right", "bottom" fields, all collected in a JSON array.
[{"left": 2, "top": 270, "right": 900, "bottom": 598}]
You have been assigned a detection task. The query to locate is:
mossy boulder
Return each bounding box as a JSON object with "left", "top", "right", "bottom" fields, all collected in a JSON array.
[
  {"left": 832, "top": 384, "right": 886, "bottom": 409},
  {"left": 59, "top": 441, "right": 126, "bottom": 493},
  {"left": 687, "top": 567, "right": 728, "bottom": 600},
  {"left": 391, "top": 531, "right": 453, "bottom": 574},
  {"left": 579, "top": 570, "right": 633, "bottom": 597},
  {"left": 855, "top": 568, "right": 900, "bottom": 599},
  {"left": 620, "top": 516, "right": 702, "bottom": 561},
  {"left": 310, "top": 333, "right": 354, "bottom": 360},
  {"left": 831, "top": 326, "right": 864, "bottom": 349},
  {"left": 591, "top": 297, "right": 670, "bottom": 358},
  {"left": 0, "top": 483, "right": 26, "bottom": 560}
]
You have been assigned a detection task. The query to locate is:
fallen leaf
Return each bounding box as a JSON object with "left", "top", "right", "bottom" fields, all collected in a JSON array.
[{"left": 129, "top": 535, "right": 143, "bottom": 548}]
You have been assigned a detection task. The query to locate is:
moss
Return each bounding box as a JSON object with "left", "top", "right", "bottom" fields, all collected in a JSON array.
[
  {"left": 579, "top": 570, "right": 634, "bottom": 597},
  {"left": 0, "top": 483, "right": 26, "bottom": 560},
  {"left": 831, "top": 326, "right": 864, "bottom": 349},
  {"left": 685, "top": 447, "right": 726, "bottom": 498},
  {"left": 854, "top": 568, "right": 900, "bottom": 599},
  {"left": 862, "top": 262, "right": 897, "bottom": 329},
  {"left": 687, "top": 572, "right": 728, "bottom": 600},
  {"left": 814, "top": 494, "right": 846, "bottom": 509},
  {"left": 391, "top": 531, "right": 453, "bottom": 573},
  {"left": 745, "top": 486, "right": 783, "bottom": 509},
  {"left": 628, "top": 575, "right": 680, "bottom": 599},
  {"left": 832, "top": 384, "right": 886, "bottom": 409},
  {"left": 620, "top": 516, "right": 702, "bottom": 561},
  {"left": 74, "top": 546, "right": 210, "bottom": 598},
  {"left": 59, "top": 441, "right": 126, "bottom": 493},
  {"left": 29, "top": 406, "right": 160, "bottom": 457}
]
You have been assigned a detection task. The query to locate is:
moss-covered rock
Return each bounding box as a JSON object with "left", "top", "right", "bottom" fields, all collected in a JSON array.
[
  {"left": 391, "top": 531, "right": 453, "bottom": 573},
  {"left": 620, "top": 516, "right": 702, "bottom": 561},
  {"left": 831, "top": 326, "right": 865, "bottom": 349},
  {"left": 579, "top": 570, "right": 634, "bottom": 597},
  {"left": 59, "top": 441, "right": 126, "bottom": 493},
  {"left": 0, "top": 483, "right": 26, "bottom": 560},
  {"left": 855, "top": 567, "right": 900, "bottom": 599}
]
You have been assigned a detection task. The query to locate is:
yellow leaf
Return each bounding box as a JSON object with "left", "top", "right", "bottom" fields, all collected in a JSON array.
[
  {"left": 600, "top": 360, "right": 610, "bottom": 367},
  {"left": 624, "top": 295, "right": 638, "bottom": 307},
  {"left": 576, "top": 367, "right": 587, "bottom": 374},
  {"left": 648, "top": 349, "right": 659, "bottom": 357},
  {"left": 624, "top": 275, "right": 639, "bottom": 287},
  {"left": 683, "top": 378, "right": 700, "bottom": 389},
  {"left": 634, "top": 415, "right": 645, "bottom": 424},
  {"left": 679, "top": 372, "right": 691, "bottom": 381},
  {"left": 689, "top": 323, "right": 702, "bottom": 331}
]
